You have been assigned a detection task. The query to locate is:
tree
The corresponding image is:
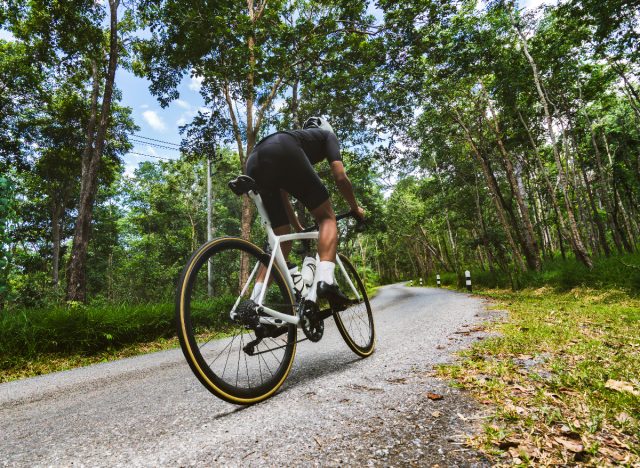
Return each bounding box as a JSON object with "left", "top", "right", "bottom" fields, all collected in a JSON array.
[{"left": 136, "top": 0, "right": 382, "bottom": 262}]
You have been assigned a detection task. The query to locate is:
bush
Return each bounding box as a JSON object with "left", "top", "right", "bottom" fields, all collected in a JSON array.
[
  {"left": 458, "top": 252, "right": 640, "bottom": 294},
  {"left": 0, "top": 294, "right": 236, "bottom": 371}
]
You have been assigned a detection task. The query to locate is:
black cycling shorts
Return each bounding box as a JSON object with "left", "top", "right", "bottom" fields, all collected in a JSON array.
[{"left": 246, "top": 133, "right": 330, "bottom": 228}]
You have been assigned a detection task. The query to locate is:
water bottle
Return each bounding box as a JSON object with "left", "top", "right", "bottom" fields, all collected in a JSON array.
[
  {"left": 301, "top": 257, "right": 316, "bottom": 287},
  {"left": 289, "top": 265, "right": 304, "bottom": 295}
]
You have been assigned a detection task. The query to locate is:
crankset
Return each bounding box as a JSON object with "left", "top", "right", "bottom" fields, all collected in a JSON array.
[{"left": 300, "top": 300, "right": 324, "bottom": 342}]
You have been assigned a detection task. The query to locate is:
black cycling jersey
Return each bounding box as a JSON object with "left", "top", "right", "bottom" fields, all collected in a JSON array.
[
  {"left": 255, "top": 128, "right": 341, "bottom": 165},
  {"left": 246, "top": 129, "right": 341, "bottom": 228}
]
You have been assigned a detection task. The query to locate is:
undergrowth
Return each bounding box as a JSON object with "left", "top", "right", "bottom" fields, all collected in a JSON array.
[
  {"left": 0, "top": 296, "right": 234, "bottom": 382},
  {"left": 437, "top": 288, "right": 640, "bottom": 465},
  {"left": 415, "top": 252, "right": 640, "bottom": 294}
]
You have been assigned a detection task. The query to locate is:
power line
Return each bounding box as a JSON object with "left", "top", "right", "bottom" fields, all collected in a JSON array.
[
  {"left": 130, "top": 138, "right": 182, "bottom": 152},
  {"left": 132, "top": 134, "right": 181, "bottom": 148},
  {"left": 127, "top": 151, "right": 175, "bottom": 161}
]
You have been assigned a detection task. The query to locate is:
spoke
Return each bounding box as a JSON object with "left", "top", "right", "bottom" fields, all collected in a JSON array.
[
  {"left": 236, "top": 333, "right": 243, "bottom": 388},
  {"left": 243, "top": 333, "right": 251, "bottom": 389},
  {"left": 220, "top": 334, "right": 239, "bottom": 378},
  {"left": 203, "top": 331, "right": 233, "bottom": 358},
  {"left": 258, "top": 349, "right": 274, "bottom": 377},
  {"left": 266, "top": 336, "right": 287, "bottom": 364},
  {"left": 257, "top": 345, "right": 265, "bottom": 385}
]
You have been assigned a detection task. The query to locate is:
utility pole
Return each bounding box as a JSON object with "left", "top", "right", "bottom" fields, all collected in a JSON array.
[{"left": 207, "top": 148, "right": 215, "bottom": 297}]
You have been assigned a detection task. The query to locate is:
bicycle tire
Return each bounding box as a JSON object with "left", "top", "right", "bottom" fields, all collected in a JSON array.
[
  {"left": 176, "top": 237, "right": 297, "bottom": 404},
  {"left": 332, "top": 253, "right": 376, "bottom": 357}
]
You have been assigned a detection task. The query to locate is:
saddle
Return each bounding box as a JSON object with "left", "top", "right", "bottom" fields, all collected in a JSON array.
[{"left": 228, "top": 175, "right": 258, "bottom": 196}]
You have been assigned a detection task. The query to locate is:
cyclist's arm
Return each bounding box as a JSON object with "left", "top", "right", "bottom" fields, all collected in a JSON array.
[
  {"left": 280, "top": 189, "right": 304, "bottom": 232},
  {"left": 330, "top": 161, "right": 365, "bottom": 220}
]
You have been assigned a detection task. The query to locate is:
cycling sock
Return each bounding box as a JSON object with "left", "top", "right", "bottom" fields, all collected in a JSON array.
[
  {"left": 250, "top": 282, "right": 263, "bottom": 301},
  {"left": 315, "top": 261, "right": 336, "bottom": 285}
]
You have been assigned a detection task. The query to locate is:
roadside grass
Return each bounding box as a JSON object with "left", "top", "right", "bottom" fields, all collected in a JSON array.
[
  {"left": 414, "top": 252, "right": 640, "bottom": 293},
  {"left": 437, "top": 287, "right": 640, "bottom": 465},
  {"left": 0, "top": 297, "right": 235, "bottom": 383}
]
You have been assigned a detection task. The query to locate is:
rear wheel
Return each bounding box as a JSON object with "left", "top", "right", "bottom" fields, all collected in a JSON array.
[
  {"left": 332, "top": 253, "right": 375, "bottom": 357},
  {"left": 176, "top": 237, "right": 296, "bottom": 404}
]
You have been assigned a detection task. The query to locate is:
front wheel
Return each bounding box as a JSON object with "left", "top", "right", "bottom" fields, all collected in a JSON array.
[
  {"left": 332, "top": 253, "right": 375, "bottom": 357},
  {"left": 175, "top": 237, "right": 297, "bottom": 405}
]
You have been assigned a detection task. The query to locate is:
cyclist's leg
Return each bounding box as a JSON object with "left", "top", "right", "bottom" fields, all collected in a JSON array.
[
  {"left": 310, "top": 200, "right": 337, "bottom": 262},
  {"left": 247, "top": 145, "right": 294, "bottom": 291},
  {"left": 272, "top": 144, "right": 347, "bottom": 302}
]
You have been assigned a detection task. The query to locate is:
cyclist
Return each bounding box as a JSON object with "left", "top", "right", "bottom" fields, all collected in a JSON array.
[{"left": 246, "top": 116, "right": 365, "bottom": 307}]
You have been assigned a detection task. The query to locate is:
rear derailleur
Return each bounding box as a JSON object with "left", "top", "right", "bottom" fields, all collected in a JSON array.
[{"left": 235, "top": 300, "right": 288, "bottom": 356}]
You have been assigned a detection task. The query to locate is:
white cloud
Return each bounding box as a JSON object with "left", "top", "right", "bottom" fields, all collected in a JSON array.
[
  {"left": 142, "top": 110, "right": 167, "bottom": 132},
  {"left": 175, "top": 99, "right": 191, "bottom": 109},
  {"left": 273, "top": 98, "right": 287, "bottom": 112},
  {"left": 189, "top": 75, "right": 204, "bottom": 91},
  {"left": 198, "top": 107, "right": 211, "bottom": 115},
  {"left": 140, "top": 104, "right": 149, "bottom": 109},
  {"left": 145, "top": 145, "right": 158, "bottom": 156},
  {"left": 0, "top": 29, "right": 16, "bottom": 41},
  {"left": 176, "top": 117, "right": 188, "bottom": 126}
]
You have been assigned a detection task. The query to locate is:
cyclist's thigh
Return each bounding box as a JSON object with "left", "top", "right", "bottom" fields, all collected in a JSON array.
[
  {"left": 278, "top": 143, "right": 329, "bottom": 212},
  {"left": 247, "top": 144, "right": 289, "bottom": 229}
]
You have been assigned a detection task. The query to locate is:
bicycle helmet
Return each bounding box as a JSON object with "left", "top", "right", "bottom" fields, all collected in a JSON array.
[{"left": 302, "top": 116, "right": 335, "bottom": 134}]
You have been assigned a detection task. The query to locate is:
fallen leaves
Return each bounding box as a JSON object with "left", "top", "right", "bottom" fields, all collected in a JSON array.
[
  {"left": 615, "top": 412, "right": 632, "bottom": 424},
  {"left": 553, "top": 437, "right": 583, "bottom": 453},
  {"left": 433, "top": 289, "right": 640, "bottom": 467},
  {"left": 598, "top": 446, "right": 627, "bottom": 463},
  {"left": 425, "top": 392, "right": 443, "bottom": 401},
  {"left": 604, "top": 379, "right": 640, "bottom": 396}
]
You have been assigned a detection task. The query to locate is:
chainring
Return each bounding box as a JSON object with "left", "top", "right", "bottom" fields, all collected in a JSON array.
[{"left": 300, "top": 300, "right": 324, "bottom": 342}]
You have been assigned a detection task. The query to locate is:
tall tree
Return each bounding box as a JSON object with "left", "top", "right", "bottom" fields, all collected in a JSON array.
[{"left": 136, "top": 0, "right": 380, "bottom": 239}]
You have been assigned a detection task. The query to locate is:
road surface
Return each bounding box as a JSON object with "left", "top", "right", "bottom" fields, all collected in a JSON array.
[{"left": 1, "top": 284, "right": 493, "bottom": 467}]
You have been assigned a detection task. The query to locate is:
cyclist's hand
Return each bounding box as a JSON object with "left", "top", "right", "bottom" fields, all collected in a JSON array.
[{"left": 352, "top": 206, "right": 365, "bottom": 222}]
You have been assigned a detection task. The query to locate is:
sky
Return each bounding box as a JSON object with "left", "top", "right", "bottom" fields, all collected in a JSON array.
[{"left": 2, "top": 0, "right": 557, "bottom": 176}]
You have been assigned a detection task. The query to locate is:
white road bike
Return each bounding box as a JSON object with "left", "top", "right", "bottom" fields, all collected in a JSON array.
[{"left": 175, "top": 175, "right": 375, "bottom": 404}]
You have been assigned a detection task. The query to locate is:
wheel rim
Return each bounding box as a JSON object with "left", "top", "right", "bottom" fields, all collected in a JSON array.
[
  {"left": 178, "top": 239, "right": 296, "bottom": 401},
  {"left": 333, "top": 254, "right": 375, "bottom": 353}
]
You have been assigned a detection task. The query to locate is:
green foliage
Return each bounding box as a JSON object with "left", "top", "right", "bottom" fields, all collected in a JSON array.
[
  {"left": 435, "top": 253, "right": 640, "bottom": 295},
  {"left": 0, "top": 176, "right": 14, "bottom": 307},
  {"left": 438, "top": 288, "right": 640, "bottom": 464},
  {"left": 0, "top": 294, "right": 236, "bottom": 375}
]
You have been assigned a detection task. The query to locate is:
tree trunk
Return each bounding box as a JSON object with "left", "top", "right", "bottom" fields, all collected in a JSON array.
[
  {"left": 517, "top": 109, "right": 570, "bottom": 250},
  {"left": 475, "top": 180, "right": 495, "bottom": 273},
  {"left": 580, "top": 107, "right": 628, "bottom": 253},
  {"left": 291, "top": 79, "right": 301, "bottom": 129},
  {"left": 66, "top": 3, "right": 120, "bottom": 302},
  {"left": 512, "top": 16, "right": 593, "bottom": 268},
  {"left": 51, "top": 201, "right": 63, "bottom": 286},
  {"left": 483, "top": 89, "right": 540, "bottom": 270},
  {"left": 452, "top": 107, "right": 526, "bottom": 272}
]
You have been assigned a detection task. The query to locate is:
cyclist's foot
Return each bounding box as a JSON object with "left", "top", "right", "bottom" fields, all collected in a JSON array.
[{"left": 317, "top": 281, "right": 351, "bottom": 311}]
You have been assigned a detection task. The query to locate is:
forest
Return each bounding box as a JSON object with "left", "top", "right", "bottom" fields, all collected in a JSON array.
[{"left": 1, "top": 0, "right": 639, "bottom": 357}]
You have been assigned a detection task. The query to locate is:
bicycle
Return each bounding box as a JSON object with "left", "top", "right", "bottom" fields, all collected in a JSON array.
[{"left": 175, "top": 175, "right": 375, "bottom": 404}]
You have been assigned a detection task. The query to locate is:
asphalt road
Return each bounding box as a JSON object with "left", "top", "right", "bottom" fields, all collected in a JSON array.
[{"left": 1, "top": 284, "right": 492, "bottom": 467}]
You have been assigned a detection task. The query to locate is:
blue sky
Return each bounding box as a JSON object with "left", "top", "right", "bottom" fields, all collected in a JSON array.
[
  {"left": 119, "top": 69, "right": 205, "bottom": 174},
  {"left": 2, "top": 0, "right": 555, "bottom": 176}
]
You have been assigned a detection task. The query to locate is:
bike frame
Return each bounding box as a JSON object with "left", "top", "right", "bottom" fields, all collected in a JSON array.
[{"left": 230, "top": 189, "right": 361, "bottom": 327}]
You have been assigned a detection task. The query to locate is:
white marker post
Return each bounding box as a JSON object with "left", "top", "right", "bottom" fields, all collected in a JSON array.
[
  {"left": 436, "top": 274, "right": 441, "bottom": 287},
  {"left": 419, "top": 277, "right": 423, "bottom": 286},
  {"left": 465, "top": 270, "right": 472, "bottom": 292}
]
